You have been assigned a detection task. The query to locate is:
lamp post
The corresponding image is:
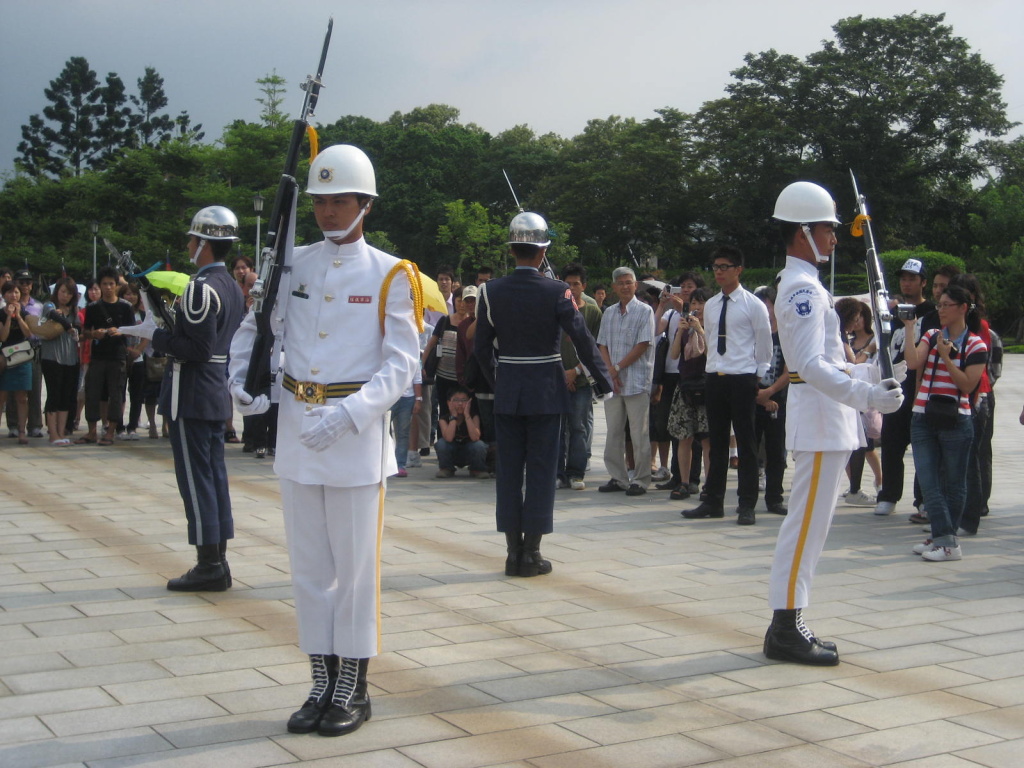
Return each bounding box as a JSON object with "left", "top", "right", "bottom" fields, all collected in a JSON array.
[
  {"left": 253, "top": 193, "right": 264, "bottom": 270},
  {"left": 90, "top": 220, "right": 99, "bottom": 279}
]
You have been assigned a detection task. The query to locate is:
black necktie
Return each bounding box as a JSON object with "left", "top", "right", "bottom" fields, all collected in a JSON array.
[{"left": 717, "top": 295, "right": 728, "bottom": 355}]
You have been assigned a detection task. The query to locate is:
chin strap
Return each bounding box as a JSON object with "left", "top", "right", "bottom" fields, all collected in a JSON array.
[
  {"left": 190, "top": 239, "right": 206, "bottom": 266},
  {"left": 801, "top": 224, "right": 829, "bottom": 263},
  {"left": 322, "top": 203, "right": 371, "bottom": 243}
]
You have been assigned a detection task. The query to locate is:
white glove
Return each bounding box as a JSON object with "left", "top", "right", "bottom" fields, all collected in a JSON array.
[
  {"left": 299, "top": 404, "right": 355, "bottom": 452},
  {"left": 119, "top": 313, "right": 157, "bottom": 340},
  {"left": 850, "top": 362, "right": 880, "bottom": 385},
  {"left": 867, "top": 379, "right": 904, "bottom": 414},
  {"left": 230, "top": 381, "right": 270, "bottom": 416},
  {"left": 892, "top": 360, "right": 908, "bottom": 384}
]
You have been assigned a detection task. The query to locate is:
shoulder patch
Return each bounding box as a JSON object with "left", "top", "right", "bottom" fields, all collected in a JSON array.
[{"left": 784, "top": 287, "right": 817, "bottom": 318}]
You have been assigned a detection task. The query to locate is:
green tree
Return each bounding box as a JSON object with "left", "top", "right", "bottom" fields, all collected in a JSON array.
[
  {"left": 256, "top": 70, "right": 288, "bottom": 129},
  {"left": 93, "top": 73, "right": 134, "bottom": 169},
  {"left": 131, "top": 67, "right": 175, "bottom": 147},
  {"left": 17, "top": 56, "right": 101, "bottom": 177},
  {"left": 435, "top": 200, "right": 506, "bottom": 280}
]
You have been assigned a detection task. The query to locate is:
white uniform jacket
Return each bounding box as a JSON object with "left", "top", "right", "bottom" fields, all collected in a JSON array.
[
  {"left": 775, "top": 256, "right": 872, "bottom": 453},
  {"left": 230, "top": 237, "right": 420, "bottom": 486}
]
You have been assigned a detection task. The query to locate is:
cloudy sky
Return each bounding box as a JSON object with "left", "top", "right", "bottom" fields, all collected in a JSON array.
[{"left": 1, "top": 0, "right": 1022, "bottom": 177}]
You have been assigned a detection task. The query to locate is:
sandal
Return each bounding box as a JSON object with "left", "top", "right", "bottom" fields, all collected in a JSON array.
[
  {"left": 18, "top": 433, "right": 29, "bottom": 445},
  {"left": 225, "top": 430, "right": 241, "bottom": 444},
  {"left": 74, "top": 436, "right": 97, "bottom": 444},
  {"left": 97, "top": 432, "right": 115, "bottom": 446}
]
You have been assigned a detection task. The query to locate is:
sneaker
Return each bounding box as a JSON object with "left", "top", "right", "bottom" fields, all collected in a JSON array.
[
  {"left": 921, "top": 544, "right": 962, "bottom": 562},
  {"left": 912, "top": 538, "right": 934, "bottom": 554},
  {"left": 406, "top": 451, "right": 422, "bottom": 468},
  {"left": 116, "top": 431, "right": 131, "bottom": 441},
  {"left": 846, "top": 490, "right": 875, "bottom": 507},
  {"left": 627, "top": 468, "right": 637, "bottom": 483},
  {"left": 874, "top": 501, "right": 896, "bottom": 516},
  {"left": 126, "top": 430, "right": 139, "bottom": 441},
  {"left": 395, "top": 468, "right": 408, "bottom": 478},
  {"left": 570, "top": 478, "right": 586, "bottom": 491},
  {"left": 7, "top": 429, "right": 17, "bottom": 438},
  {"left": 909, "top": 511, "right": 929, "bottom": 525},
  {"left": 556, "top": 476, "right": 570, "bottom": 489},
  {"left": 651, "top": 466, "right": 670, "bottom": 482},
  {"left": 28, "top": 428, "right": 44, "bottom": 438},
  {"left": 435, "top": 468, "right": 454, "bottom": 478}
]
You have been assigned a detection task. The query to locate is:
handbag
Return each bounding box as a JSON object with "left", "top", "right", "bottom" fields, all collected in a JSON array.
[
  {"left": 922, "top": 330, "right": 966, "bottom": 430},
  {"left": 145, "top": 355, "right": 168, "bottom": 382},
  {"left": 678, "top": 375, "right": 706, "bottom": 406},
  {"left": 2, "top": 340, "right": 35, "bottom": 369}
]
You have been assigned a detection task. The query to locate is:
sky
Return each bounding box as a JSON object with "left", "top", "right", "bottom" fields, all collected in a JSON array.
[{"left": 2, "top": 0, "right": 1022, "bottom": 178}]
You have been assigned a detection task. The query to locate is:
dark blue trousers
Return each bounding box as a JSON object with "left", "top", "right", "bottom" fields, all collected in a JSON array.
[
  {"left": 494, "top": 413, "right": 561, "bottom": 536},
  {"left": 169, "top": 417, "right": 233, "bottom": 546}
]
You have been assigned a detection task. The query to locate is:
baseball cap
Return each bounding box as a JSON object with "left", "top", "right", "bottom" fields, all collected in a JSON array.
[
  {"left": 460, "top": 285, "right": 478, "bottom": 300},
  {"left": 898, "top": 258, "right": 925, "bottom": 276},
  {"left": 14, "top": 269, "right": 33, "bottom": 281}
]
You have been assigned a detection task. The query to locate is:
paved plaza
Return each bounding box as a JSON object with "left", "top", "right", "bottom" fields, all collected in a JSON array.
[{"left": 2, "top": 358, "right": 1024, "bottom": 767}]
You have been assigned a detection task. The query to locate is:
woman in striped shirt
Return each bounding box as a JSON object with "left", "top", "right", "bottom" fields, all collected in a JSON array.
[{"left": 901, "top": 285, "right": 987, "bottom": 562}]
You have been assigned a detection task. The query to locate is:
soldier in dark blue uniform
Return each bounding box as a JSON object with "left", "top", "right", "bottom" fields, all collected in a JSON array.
[
  {"left": 124, "top": 206, "right": 245, "bottom": 591},
  {"left": 474, "top": 212, "right": 612, "bottom": 577}
]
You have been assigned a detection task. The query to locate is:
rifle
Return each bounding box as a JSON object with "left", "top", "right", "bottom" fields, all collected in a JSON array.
[
  {"left": 104, "top": 238, "right": 176, "bottom": 330},
  {"left": 849, "top": 170, "right": 894, "bottom": 380},
  {"left": 244, "top": 18, "right": 333, "bottom": 398},
  {"left": 502, "top": 169, "right": 556, "bottom": 280}
]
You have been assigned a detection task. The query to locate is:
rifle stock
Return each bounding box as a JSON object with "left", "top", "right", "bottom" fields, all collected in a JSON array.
[
  {"left": 103, "top": 238, "right": 175, "bottom": 330},
  {"left": 849, "top": 170, "right": 895, "bottom": 381},
  {"left": 244, "top": 19, "right": 333, "bottom": 398}
]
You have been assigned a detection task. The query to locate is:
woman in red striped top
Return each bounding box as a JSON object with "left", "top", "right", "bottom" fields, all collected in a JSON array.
[{"left": 901, "top": 285, "right": 987, "bottom": 562}]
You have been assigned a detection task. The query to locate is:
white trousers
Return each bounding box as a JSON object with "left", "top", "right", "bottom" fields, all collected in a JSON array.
[
  {"left": 280, "top": 480, "right": 384, "bottom": 658},
  {"left": 768, "top": 450, "right": 850, "bottom": 610}
]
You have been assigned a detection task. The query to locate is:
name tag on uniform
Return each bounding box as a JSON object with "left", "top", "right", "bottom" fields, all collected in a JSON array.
[
  {"left": 291, "top": 283, "right": 309, "bottom": 300},
  {"left": 349, "top": 295, "right": 372, "bottom": 304}
]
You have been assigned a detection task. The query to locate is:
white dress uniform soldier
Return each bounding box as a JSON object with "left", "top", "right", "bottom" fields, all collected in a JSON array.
[
  {"left": 121, "top": 206, "right": 245, "bottom": 592},
  {"left": 765, "top": 182, "right": 904, "bottom": 665},
  {"left": 229, "top": 145, "right": 420, "bottom": 737}
]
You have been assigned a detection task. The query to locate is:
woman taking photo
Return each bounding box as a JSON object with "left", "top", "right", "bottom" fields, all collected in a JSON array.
[
  {"left": 902, "top": 284, "right": 986, "bottom": 562},
  {"left": 36, "top": 277, "right": 81, "bottom": 445},
  {"left": 0, "top": 280, "right": 38, "bottom": 444}
]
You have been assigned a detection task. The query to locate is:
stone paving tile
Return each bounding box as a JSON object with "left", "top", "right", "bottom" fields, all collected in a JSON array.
[
  {"left": 688, "top": 720, "right": 805, "bottom": 756},
  {"left": 949, "top": 676, "right": 1024, "bottom": 707},
  {"left": 824, "top": 690, "right": 994, "bottom": 729},
  {"left": 955, "top": 736, "right": 1024, "bottom": 768},
  {"left": 558, "top": 700, "right": 742, "bottom": 745},
  {"left": 530, "top": 733, "right": 727, "bottom": 768},
  {"left": 88, "top": 737, "right": 299, "bottom": 767},
  {"left": 0, "top": 726, "right": 173, "bottom": 768},
  {"left": 822, "top": 720, "right": 1001, "bottom": 764},
  {"left": 437, "top": 692, "right": 617, "bottom": 734},
  {"left": 41, "top": 695, "right": 231, "bottom": 737},
  {"left": 395, "top": 723, "right": 598, "bottom": 768},
  {"left": 5, "top": 660, "right": 171, "bottom": 695}
]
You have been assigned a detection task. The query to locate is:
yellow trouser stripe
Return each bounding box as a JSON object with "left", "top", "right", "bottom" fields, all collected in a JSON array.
[{"left": 787, "top": 451, "right": 823, "bottom": 608}]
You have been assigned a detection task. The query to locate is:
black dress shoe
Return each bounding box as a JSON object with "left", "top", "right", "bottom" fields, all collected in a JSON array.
[
  {"left": 767, "top": 502, "right": 788, "bottom": 516},
  {"left": 598, "top": 480, "right": 627, "bottom": 492},
  {"left": 682, "top": 502, "right": 724, "bottom": 519},
  {"left": 763, "top": 609, "right": 839, "bottom": 666},
  {"left": 736, "top": 506, "right": 756, "bottom": 526},
  {"left": 625, "top": 484, "right": 646, "bottom": 496}
]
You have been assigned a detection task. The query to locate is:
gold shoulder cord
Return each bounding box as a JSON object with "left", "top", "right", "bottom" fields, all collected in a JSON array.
[{"left": 379, "top": 259, "right": 425, "bottom": 335}]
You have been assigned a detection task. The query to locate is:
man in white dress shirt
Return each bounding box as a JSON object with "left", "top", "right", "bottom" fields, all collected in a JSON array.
[
  {"left": 683, "top": 246, "right": 772, "bottom": 525},
  {"left": 764, "top": 181, "right": 903, "bottom": 665},
  {"left": 229, "top": 145, "right": 420, "bottom": 735}
]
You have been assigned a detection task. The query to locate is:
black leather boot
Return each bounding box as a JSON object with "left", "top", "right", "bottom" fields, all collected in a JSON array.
[
  {"left": 504, "top": 532, "right": 522, "bottom": 576},
  {"left": 167, "top": 544, "right": 230, "bottom": 591},
  {"left": 763, "top": 609, "right": 839, "bottom": 666},
  {"left": 287, "top": 654, "right": 337, "bottom": 733},
  {"left": 218, "top": 540, "right": 232, "bottom": 589},
  {"left": 318, "top": 657, "right": 371, "bottom": 737},
  {"left": 518, "top": 534, "right": 552, "bottom": 577}
]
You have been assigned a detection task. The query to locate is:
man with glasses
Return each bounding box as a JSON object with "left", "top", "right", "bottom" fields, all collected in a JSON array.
[
  {"left": 434, "top": 387, "right": 488, "bottom": 477},
  {"left": 597, "top": 266, "right": 657, "bottom": 496},
  {"left": 683, "top": 247, "right": 772, "bottom": 525}
]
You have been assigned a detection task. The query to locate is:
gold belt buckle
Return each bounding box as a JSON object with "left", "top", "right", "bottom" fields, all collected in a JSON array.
[{"left": 295, "top": 381, "right": 327, "bottom": 405}]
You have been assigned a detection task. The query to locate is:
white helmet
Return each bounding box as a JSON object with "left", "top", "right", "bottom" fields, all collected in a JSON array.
[
  {"left": 187, "top": 206, "right": 240, "bottom": 241},
  {"left": 508, "top": 211, "right": 550, "bottom": 247},
  {"left": 773, "top": 181, "right": 839, "bottom": 224},
  {"left": 306, "top": 144, "right": 377, "bottom": 197}
]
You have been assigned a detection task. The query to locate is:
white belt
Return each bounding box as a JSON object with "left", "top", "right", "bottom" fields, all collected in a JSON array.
[
  {"left": 170, "top": 354, "right": 229, "bottom": 420},
  {"left": 499, "top": 354, "right": 561, "bottom": 365}
]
